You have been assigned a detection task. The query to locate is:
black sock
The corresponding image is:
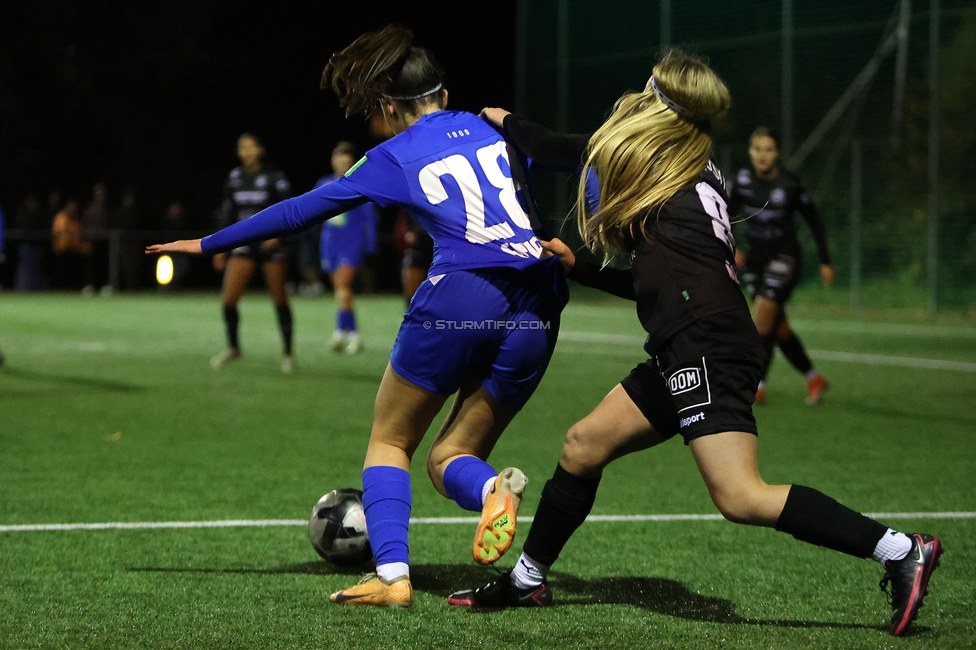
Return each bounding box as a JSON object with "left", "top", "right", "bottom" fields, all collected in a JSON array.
[
  {"left": 777, "top": 332, "right": 814, "bottom": 375},
  {"left": 223, "top": 305, "right": 239, "bottom": 349},
  {"left": 523, "top": 464, "right": 602, "bottom": 567},
  {"left": 759, "top": 333, "right": 776, "bottom": 380},
  {"left": 276, "top": 304, "right": 294, "bottom": 355},
  {"left": 775, "top": 485, "right": 887, "bottom": 559}
]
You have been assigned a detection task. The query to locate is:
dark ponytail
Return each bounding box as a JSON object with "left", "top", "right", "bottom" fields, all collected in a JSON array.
[{"left": 322, "top": 24, "right": 444, "bottom": 117}]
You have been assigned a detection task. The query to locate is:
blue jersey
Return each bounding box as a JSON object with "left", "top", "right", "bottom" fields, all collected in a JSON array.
[
  {"left": 315, "top": 174, "right": 379, "bottom": 259},
  {"left": 201, "top": 110, "right": 545, "bottom": 276}
]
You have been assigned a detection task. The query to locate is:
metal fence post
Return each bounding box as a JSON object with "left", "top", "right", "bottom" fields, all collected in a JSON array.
[
  {"left": 927, "top": 0, "right": 939, "bottom": 317},
  {"left": 850, "top": 139, "right": 862, "bottom": 310},
  {"left": 781, "top": 0, "right": 794, "bottom": 159},
  {"left": 660, "top": 0, "right": 671, "bottom": 52},
  {"left": 108, "top": 229, "right": 121, "bottom": 293}
]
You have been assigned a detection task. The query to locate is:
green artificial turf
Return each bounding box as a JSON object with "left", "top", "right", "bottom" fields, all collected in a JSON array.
[{"left": 1, "top": 291, "right": 974, "bottom": 649}]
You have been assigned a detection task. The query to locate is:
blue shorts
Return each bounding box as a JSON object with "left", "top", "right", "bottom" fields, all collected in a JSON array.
[
  {"left": 390, "top": 257, "right": 568, "bottom": 411},
  {"left": 321, "top": 247, "right": 364, "bottom": 273}
]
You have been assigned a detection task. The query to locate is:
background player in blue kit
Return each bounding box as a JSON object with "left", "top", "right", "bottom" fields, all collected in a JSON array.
[
  {"left": 316, "top": 141, "right": 379, "bottom": 354},
  {"left": 148, "top": 25, "right": 567, "bottom": 608}
]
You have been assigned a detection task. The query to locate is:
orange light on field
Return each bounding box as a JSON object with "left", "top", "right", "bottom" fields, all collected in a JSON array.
[{"left": 156, "top": 255, "right": 174, "bottom": 285}]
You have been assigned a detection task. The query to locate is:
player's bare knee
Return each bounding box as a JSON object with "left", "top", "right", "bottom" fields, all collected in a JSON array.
[
  {"left": 559, "top": 423, "right": 608, "bottom": 476},
  {"left": 710, "top": 486, "right": 763, "bottom": 525},
  {"left": 424, "top": 451, "right": 451, "bottom": 498}
]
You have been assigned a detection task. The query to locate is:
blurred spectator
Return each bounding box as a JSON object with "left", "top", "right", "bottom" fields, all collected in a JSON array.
[
  {"left": 81, "top": 182, "right": 110, "bottom": 295},
  {"left": 161, "top": 200, "right": 190, "bottom": 290},
  {"left": 116, "top": 191, "right": 143, "bottom": 291},
  {"left": 45, "top": 190, "right": 62, "bottom": 225},
  {"left": 15, "top": 194, "right": 48, "bottom": 291},
  {"left": 51, "top": 200, "right": 87, "bottom": 290}
]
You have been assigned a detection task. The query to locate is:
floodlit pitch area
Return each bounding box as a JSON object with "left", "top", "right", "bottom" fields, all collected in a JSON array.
[{"left": 2, "top": 292, "right": 974, "bottom": 648}]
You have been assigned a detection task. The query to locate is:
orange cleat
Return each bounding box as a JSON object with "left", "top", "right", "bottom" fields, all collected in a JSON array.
[
  {"left": 474, "top": 467, "right": 527, "bottom": 565},
  {"left": 805, "top": 374, "right": 830, "bottom": 405},
  {"left": 330, "top": 573, "right": 413, "bottom": 608}
]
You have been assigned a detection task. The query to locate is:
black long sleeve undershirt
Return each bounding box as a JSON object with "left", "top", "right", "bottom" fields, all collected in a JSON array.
[
  {"left": 502, "top": 114, "right": 591, "bottom": 171},
  {"left": 797, "top": 200, "right": 832, "bottom": 265},
  {"left": 567, "top": 260, "right": 636, "bottom": 301}
]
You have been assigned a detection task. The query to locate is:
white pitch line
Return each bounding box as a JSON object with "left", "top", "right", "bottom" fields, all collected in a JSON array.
[
  {"left": 559, "top": 331, "right": 645, "bottom": 345},
  {"left": 791, "top": 319, "right": 976, "bottom": 339},
  {"left": 808, "top": 350, "right": 976, "bottom": 373},
  {"left": 558, "top": 331, "right": 976, "bottom": 373},
  {"left": 2, "top": 512, "right": 974, "bottom": 533}
]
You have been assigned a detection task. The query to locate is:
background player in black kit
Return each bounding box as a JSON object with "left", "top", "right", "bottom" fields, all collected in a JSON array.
[
  {"left": 451, "top": 52, "right": 942, "bottom": 638},
  {"left": 728, "top": 128, "right": 833, "bottom": 405},
  {"left": 210, "top": 133, "right": 296, "bottom": 373}
]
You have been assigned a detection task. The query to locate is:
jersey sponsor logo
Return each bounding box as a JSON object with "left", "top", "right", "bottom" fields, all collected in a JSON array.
[
  {"left": 679, "top": 411, "right": 706, "bottom": 428},
  {"left": 345, "top": 156, "right": 367, "bottom": 177},
  {"left": 668, "top": 368, "right": 701, "bottom": 395},
  {"left": 770, "top": 188, "right": 787, "bottom": 206},
  {"left": 737, "top": 169, "right": 751, "bottom": 185},
  {"left": 233, "top": 190, "right": 270, "bottom": 204},
  {"left": 668, "top": 357, "right": 714, "bottom": 413}
]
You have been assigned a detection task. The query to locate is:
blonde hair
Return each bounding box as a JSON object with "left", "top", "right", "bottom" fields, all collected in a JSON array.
[{"left": 577, "top": 50, "right": 731, "bottom": 254}]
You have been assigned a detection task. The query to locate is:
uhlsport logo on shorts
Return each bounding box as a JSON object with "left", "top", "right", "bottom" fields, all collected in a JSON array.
[{"left": 668, "top": 368, "right": 701, "bottom": 395}]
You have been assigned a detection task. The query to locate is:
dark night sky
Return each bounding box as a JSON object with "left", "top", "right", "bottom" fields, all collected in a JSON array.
[{"left": 0, "top": 1, "right": 517, "bottom": 226}]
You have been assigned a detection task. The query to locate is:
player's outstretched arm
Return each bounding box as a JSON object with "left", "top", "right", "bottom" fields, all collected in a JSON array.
[
  {"left": 543, "top": 238, "right": 636, "bottom": 301},
  {"left": 146, "top": 239, "right": 203, "bottom": 255}
]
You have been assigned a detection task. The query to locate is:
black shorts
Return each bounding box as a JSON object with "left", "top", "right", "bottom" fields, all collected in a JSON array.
[
  {"left": 742, "top": 247, "right": 802, "bottom": 304},
  {"left": 620, "top": 310, "right": 762, "bottom": 444},
  {"left": 230, "top": 244, "right": 287, "bottom": 264}
]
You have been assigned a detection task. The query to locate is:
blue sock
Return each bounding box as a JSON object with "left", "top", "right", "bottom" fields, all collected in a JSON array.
[
  {"left": 337, "top": 309, "right": 357, "bottom": 332},
  {"left": 362, "top": 466, "right": 411, "bottom": 566},
  {"left": 442, "top": 456, "right": 497, "bottom": 512}
]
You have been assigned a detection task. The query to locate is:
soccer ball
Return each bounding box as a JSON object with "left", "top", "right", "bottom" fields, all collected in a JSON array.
[{"left": 308, "top": 488, "right": 372, "bottom": 567}]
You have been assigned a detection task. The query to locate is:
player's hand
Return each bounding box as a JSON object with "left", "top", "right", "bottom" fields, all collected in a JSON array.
[
  {"left": 540, "top": 238, "right": 575, "bottom": 273},
  {"left": 145, "top": 239, "right": 203, "bottom": 255},
  {"left": 212, "top": 252, "right": 227, "bottom": 272},
  {"left": 821, "top": 264, "right": 835, "bottom": 287},
  {"left": 480, "top": 107, "right": 511, "bottom": 128},
  {"left": 734, "top": 249, "right": 746, "bottom": 270}
]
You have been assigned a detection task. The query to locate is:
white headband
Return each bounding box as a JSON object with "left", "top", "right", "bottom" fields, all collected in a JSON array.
[
  {"left": 383, "top": 83, "right": 443, "bottom": 101},
  {"left": 649, "top": 76, "right": 705, "bottom": 122}
]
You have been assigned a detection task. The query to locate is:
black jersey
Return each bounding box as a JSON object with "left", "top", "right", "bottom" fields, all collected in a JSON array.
[
  {"left": 219, "top": 165, "right": 292, "bottom": 228},
  {"left": 500, "top": 114, "right": 751, "bottom": 355},
  {"left": 728, "top": 167, "right": 830, "bottom": 264},
  {"left": 571, "top": 162, "right": 749, "bottom": 354}
]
